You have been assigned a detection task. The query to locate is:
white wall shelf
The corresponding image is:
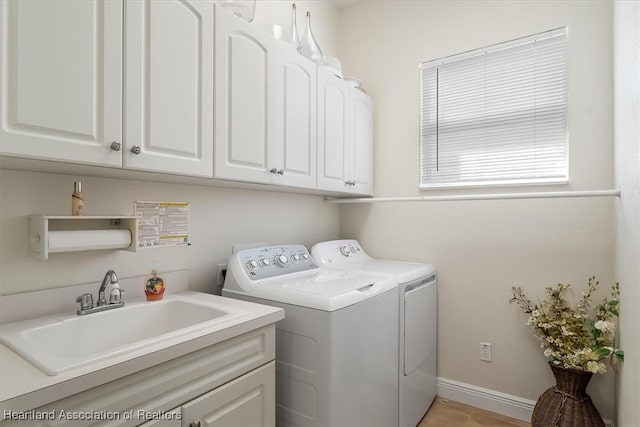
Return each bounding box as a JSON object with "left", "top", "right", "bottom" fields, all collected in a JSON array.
[{"left": 28, "top": 215, "right": 138, "bottom": 260}]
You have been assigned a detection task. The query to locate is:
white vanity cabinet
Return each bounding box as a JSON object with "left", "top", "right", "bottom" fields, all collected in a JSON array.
[
  {"left": 0, "top": 0, "right": 214, "bottom": 177},
  {"left": 1, "top": 326, "right": 276, "bottom": 427},
  {"left": 0, "top": 0, "right": 123, "bottom": 167},
  {"left": 214, "top": 8, "right": 317, "bottom": 189},
  {"left": 181, "top": 361, "right": 275, "bottom": 427},
  {"left": 139, "top": 362, "right": 275, "bottom": 427},
  {"left": 317, "top": 68, "right": 373, "bottom": 195}
]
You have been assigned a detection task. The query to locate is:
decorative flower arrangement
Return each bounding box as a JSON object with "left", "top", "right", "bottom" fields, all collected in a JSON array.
[{"left": 510, "top": 277, "right": 624, "bottom": 374}]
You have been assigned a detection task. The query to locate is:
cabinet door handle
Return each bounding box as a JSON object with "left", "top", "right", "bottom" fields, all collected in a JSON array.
[
  {"left": 110, "top": 141, "right": 121, "bottom": 151},
  {"left": 130, "top": 146, "right": 141, "bottom": 155},
  {"left": 269, "top": 168, "right": 285, "bottom": 175}
]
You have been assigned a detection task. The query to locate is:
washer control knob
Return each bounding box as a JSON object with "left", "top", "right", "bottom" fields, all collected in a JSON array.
[
  {"left": 340, "top": 245, "right": 351, "bottom": 256},
  {"left": 260, "top": 258, "right": 271, "bottom": 267},
  {"left": 246, "top": 260, "right": 258, "bottom": 270},
  {"left": 275, "top": 254, "right": 289, "bottom": 267},
  {"left": 301, "top": 253, "right": 310, "bottom": 261},
  {"left": 350, "top": 246, "right": 357, "bottom": 254},
  {"left": 292, "top": 254, "right": 301, "bottom": 262}
]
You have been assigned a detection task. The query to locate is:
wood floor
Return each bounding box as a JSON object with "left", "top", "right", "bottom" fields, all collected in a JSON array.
[{"left": 418, "top": 397, "right": 531, "bottom": 427}]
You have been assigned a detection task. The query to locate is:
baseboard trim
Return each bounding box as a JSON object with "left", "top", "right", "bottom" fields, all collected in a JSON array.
[
  {"left": 436, "top": 377, "right": 615, "bottom": 426},
  {"left": 437, "top": 377, "right": 535, "bottom": 422}
]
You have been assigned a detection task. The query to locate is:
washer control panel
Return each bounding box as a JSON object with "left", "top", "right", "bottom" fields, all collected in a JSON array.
[{"left": 238, "top": 245, "right": 318, "bottom": 280}]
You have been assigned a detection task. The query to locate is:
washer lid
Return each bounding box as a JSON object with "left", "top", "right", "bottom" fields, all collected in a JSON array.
[
  {"left": 228, "top": 272, "right": 398, "bottom": 311},
  {"left": 258, "top": 270, "right": 384, "bottom": 294}
]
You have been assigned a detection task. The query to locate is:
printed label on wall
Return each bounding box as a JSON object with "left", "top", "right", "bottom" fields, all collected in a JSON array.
[{"left": 135, "top": 201, "right": 190, "bottom": 248}]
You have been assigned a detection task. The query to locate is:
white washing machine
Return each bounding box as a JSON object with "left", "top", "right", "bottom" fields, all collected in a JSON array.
[
  {"left": 311, "top": 240, "right": 437, "bottom": 427},
  {"left": 222, "top": 244, "right": 399, "bottom": 427}
]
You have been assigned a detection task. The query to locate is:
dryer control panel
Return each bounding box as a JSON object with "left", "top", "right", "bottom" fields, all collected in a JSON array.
[
  {"left": 237, "top": 245, "right": 318, "bottom": 280},
  {"left": 311, "top": 239, "right": 371, "bottom": 267}
]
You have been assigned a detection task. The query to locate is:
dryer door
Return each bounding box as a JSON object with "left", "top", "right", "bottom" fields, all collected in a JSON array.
[{"left": 404, "top": 275, "right": 437, "bottom": 375}]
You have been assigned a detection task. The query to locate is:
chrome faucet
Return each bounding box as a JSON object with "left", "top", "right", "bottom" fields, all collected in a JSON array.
[
  {"left": 76, "top": 269, "right": 125, "bottom": 315},
  {"left": 98, "top": 269, "right": 118, "bottom": 306}
]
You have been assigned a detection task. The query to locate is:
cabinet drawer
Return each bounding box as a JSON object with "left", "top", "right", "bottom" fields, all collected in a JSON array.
[
  {"left": 182, "top": 361, "right": 275, "bottom": 427},
  {"left": 0, "top": 326, "right": 275, "bottom": 427}
]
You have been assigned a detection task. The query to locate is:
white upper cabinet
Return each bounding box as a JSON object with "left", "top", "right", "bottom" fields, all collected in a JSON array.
[
  {"left": 0, "top": 0, "right": 122, "bottom": 167},
  {"left": 317, "top": 69, "right": 350, "bottom": 192},
  {"left": 214, "top": 7, "right": 277, "bottom": 184},
  {"left": 349, "top": 88, "right": 374, "bottom": 195},
  {"left": 124, "top": 0, "right": 214, "bottom": 177},
  {"left": 215, "top": 8, "right": 317, "bottom": 188},
  {"left": 1, "top": 1, "right": 370, "bottom": 195},
  {"left": 317, "top": 68, "right": 373, "bottom": 195},
  {"left": 0, "top": 0, "right": 213, "bottom": 177},
  {"left": 274, "top": 44, "right": 317, "bottom": 189}
]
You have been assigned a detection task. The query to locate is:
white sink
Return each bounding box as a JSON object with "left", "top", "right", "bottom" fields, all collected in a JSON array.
[{"left": 0, "top": 295, "right": 250, "bottom": 375}]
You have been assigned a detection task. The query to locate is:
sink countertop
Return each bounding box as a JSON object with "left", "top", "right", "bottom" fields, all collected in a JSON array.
[{"left": 0, "top": 291, "right": 284, "bottom": 416}]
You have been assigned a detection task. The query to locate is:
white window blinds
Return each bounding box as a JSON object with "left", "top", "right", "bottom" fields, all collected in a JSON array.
[{"left": 420, "top": 28, "right": 568, "bottom": 188}]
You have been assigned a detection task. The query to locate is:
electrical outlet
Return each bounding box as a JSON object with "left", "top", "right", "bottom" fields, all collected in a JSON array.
[
  {"left": 217, "top": 264, "right": 228, "bottom": 287},
  {"left": 480, "top": 342, "right": 492, "bottom": 362}
]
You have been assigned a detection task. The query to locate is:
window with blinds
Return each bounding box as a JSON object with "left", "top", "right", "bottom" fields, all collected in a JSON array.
[{"left": 420, "top": 28, "right": 568, "bottom": 188}]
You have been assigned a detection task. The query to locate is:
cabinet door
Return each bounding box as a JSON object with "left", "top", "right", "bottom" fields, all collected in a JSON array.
[
  {"left": 124, "top": 0, "right": 214, "bottom": 177},
  {"left": 272, "top": 46, "right": 317, "bottom": 189},
  {"left": 317, "top": 69, "right": 350, "bottom": 192},
  {"left": 349, "top": 88, "right": 374, "bottom": 195},
  {"left": 0, "top": 0, "right": 122, "bottom": 166},
  {"left": 214, "top": 7, "right": 277, "bottom": 184},
  {"left": 182, "top": 361, "right": 275, "bottom": 427}
]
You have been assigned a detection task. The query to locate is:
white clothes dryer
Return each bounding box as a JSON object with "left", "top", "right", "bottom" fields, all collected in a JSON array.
[
  {"left": 222, "top": 244, "right": 399, "bottom": 427},
  {"left": 311, "top": 240, "right": 437, "bottom": 427}
]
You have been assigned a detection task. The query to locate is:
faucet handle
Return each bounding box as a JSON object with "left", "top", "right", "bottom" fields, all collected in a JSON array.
[
  {"left": 109, "top": 288, "right": 125, "bottom": 304},
  {"left": 76, "top": 293, "right": 93, "bottom": 310}
]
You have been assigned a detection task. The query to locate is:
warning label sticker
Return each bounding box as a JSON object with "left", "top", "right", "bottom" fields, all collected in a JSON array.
[{"left": 135, "top": 201, "right": 190, "bottom": 248}]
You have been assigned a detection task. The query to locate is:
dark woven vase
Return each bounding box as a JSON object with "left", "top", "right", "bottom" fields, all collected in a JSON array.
[{"left": 531, "top": 362, "right": 604, "bottom": 427}]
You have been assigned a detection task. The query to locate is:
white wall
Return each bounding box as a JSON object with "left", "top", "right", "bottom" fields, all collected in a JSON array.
[
  {"left": 337, "top": 0, "right": 616, "bottom": 420},
  {"left": 0, "top": 1, "right": 342, "bottom": 297},
  {"left": 0, "top": 169, "right": 339, "bottom": 295},
  {"left": 253, "top": 0, "right": 339, "bottom": 59},
  {"left": 614, "top": 1, "right": 640, "bottom": 426}
]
